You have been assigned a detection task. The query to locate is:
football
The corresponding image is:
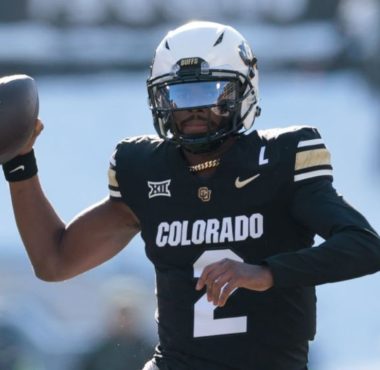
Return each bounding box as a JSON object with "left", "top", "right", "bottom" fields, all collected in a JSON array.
[{"left": 0, "top": 74, "right": 39, "bottom": 164}]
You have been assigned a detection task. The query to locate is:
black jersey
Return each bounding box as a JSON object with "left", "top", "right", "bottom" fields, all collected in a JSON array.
[{"left": 108, "top": 126, "right": 380, "bottom": 369}]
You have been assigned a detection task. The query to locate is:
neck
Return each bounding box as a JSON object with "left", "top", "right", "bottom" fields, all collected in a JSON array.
[{"left": 181, "top": 135, "right": 237, "bottom": 167}]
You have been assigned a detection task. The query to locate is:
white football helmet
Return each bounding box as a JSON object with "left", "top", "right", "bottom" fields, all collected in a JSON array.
[{"left": 147, "top": 21, "right": 260, "bottom": 152}]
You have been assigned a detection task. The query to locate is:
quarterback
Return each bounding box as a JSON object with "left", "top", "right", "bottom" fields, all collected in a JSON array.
[{"left": 3, "top": 21, "right": 380, "bottom": 370}]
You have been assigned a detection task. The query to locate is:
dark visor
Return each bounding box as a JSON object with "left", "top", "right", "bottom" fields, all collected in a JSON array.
[{"left": 154, "top": 80, "right": 238, "bottom": 110}]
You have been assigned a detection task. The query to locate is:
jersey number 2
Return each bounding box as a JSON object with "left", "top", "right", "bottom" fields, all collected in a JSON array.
[{"left": 193, "top": 249, "right": 247, "bottom": 338}]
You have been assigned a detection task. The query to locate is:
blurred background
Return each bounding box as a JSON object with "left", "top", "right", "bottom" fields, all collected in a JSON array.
[{"left": 0, "top": 1, "right": 380, "bottom": 369}]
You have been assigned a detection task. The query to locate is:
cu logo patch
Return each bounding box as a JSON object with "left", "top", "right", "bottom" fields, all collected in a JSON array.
[
  {"left": 148, "top": 180, "right": 171, "bottom": 199},
  {"left": 198, "top": 187, "right": 211, "bottom": 202}
]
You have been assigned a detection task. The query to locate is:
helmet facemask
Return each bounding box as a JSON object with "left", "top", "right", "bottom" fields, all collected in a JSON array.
[
  {"left": 147, "top": 21, "right": 260, "bottom": 153},
  {"left": 148, "top": 64, "right": 257, "bottom": 153}
]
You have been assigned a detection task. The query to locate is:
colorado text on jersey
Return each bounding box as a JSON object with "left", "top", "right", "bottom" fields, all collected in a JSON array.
[{"left": 155, "top": 213, "right": 264, "bottom": 247}]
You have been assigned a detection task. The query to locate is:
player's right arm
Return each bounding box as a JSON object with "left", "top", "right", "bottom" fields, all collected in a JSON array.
[
  {"left": 10, "top": 177, "right": 140, "bottom": 282},
  {"left": 7, "top": 120, "right": 140, "bottom": 282}
]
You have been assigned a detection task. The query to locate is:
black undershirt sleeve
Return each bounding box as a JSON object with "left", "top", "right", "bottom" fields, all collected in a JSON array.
[{"left": 265, "top": 179, "right": 380, "bottom": 287}]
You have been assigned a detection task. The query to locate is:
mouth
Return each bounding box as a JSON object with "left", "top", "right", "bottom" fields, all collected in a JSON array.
[
  {"left": 181, "top": 121, "right": 209, "bottom": 134},
  {"left": 178, "top": 114, "right": 213, "bottom": 134}
]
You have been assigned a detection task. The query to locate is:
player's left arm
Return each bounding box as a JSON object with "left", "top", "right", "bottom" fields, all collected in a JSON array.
[
  {"left": 265, "top": 179, "right": 380, "bottom": 287},
  {"left": 264, "top": 127, "right": 380, "bottom": 287},
  {"left": 196, "top": 127, "right": 380, "bottom": 303}
]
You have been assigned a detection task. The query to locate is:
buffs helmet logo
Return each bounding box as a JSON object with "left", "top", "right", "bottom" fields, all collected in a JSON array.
[{"left": 238, "top": 41, "right": 255, "bottom": 66}]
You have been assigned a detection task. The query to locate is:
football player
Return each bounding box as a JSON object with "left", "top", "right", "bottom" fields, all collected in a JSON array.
[{"left": 3, "top": 21, "right": 380, "bottom": 370}]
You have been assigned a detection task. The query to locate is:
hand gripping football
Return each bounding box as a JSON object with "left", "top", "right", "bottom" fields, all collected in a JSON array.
[{"left": 0, "top": 74, "right": 39, "bottom": 164}]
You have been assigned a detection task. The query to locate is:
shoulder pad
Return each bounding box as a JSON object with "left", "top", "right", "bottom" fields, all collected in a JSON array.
[
  {"left": 114, "top": 135, "right": 165, "bottom": 162},
  {"left": 119, "top": 134, "right": 163, "bottom": 147},
  {"left": 108, "top": 135, "right": 165, "bottom": 200},
  {"left": 257, "top": 125, "right": 325, "bottom": 143},
  {"left": 257, "top": 125, "right": 333, "bottom": 183},
  {"left": 257, "top": 125, "right": 310, "bottom": 142}
]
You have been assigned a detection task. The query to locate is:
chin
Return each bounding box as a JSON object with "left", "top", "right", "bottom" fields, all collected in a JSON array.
[{"left": 182, "top": 128, "right": 209, "bottom": 135}]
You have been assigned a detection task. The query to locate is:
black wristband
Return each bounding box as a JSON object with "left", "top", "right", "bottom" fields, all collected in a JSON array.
[{"left": 3, "top": 150, "right": 38, "bottom": 182}]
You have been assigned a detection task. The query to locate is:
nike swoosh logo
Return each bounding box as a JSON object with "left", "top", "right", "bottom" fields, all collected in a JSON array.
[
  {"left": 9, "top": 165, "right": 25, "bottom": 173},
  {"left": 235, "top": 174, "right": 260, "bottom": 188}
]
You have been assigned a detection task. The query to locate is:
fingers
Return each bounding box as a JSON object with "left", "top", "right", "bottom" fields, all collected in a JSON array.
[
  {"left": 218, "top": 281, "right": 238, "bottom": 307},
  {"left": 35, "top": 118, "right": 44, "bottom": 136},
  {"left": 196, "top": 260, "right": 273, "bottom": 307},
  {"left": 207, "top": 271, "right": 230, "bottom": 306},
  {"left": 196, "top": 258, "right": 228, "bottom": 291},
  {"left": 211, "top": 275, "right": 238, "bottom": 307},
  {"left": 19, "top": 118, "right": 44, "bottom": 155},
  {"left": 196, "top": 259, "right": 238, "bottom": 307}
]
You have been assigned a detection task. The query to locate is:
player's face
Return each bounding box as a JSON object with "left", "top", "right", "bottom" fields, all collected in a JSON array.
[
  {"left": 173, "top": 108, "right": 224, "bottom": 135},
  {"left": 154, "top": 80, "right": 235, "bottom": 136}
]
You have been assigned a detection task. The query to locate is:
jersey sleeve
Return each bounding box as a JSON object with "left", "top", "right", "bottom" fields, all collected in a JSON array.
[
  {"left": 265, "top": 180, "right": 380, "bottom": 287},
  {"left": 106, "top": 135, "right": 164, "bottom": 208},
  {"left": 264, "top": 127, "right": 380, "bottom": 287},
  {"left": 108, "top": 146, "right": 122, "bottom": 200},
  {"left": 292, "top": 127, "right": 333, "bottom": 184}
]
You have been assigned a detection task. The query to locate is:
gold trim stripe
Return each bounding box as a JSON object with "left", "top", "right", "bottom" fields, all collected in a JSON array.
[
  {"left": 295, "top": 148, "right": 331, "bottom": 171},
  {"left": 108, "top": 168, "right": 119, "bottom": 188},
  {"left": 294, "top": 169, "right": 333, "bottom": 182}
]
